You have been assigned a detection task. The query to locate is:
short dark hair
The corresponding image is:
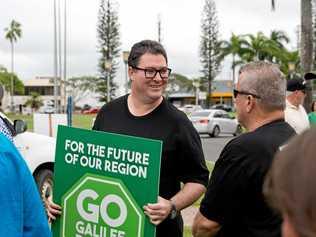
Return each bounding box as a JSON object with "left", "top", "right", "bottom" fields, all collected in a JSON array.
[
  {"left": 264, "top": 128, "right": 316, "bottom": 237},
  {"left": 128, "top": 40, "right": 168, "bottom": 67}
]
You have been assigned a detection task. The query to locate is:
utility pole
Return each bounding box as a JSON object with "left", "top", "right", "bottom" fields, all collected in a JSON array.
[
  {"left": 158, "top": 14, "right": 161, "bottom": 43},
  {"left": 63, "top": 0, "right": 67, "bottom": 112},
  {"left": 53, "top": 0, "right": 58, "bottom": 113},
  {"left": 58, "top": 0, "right": 62, "bottom": 113}
]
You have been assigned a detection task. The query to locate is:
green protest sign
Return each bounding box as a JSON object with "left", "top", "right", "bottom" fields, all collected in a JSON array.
[{"left": 52, "top": 126, "right": 162, "bottom": 237}]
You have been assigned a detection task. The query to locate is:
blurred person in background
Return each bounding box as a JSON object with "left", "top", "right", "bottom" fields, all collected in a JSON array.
[
  {"left": 284, "top": 77, "right": 310, "bottom": 134},
  {"left": 308, "top": 101, "right": 316, "bottom": 125},
  {"left": 264, "top": 128, "right": 316, "bottom": 237},
  {"left": 0, "top": 133, "right": 51, "bottom": 236}
]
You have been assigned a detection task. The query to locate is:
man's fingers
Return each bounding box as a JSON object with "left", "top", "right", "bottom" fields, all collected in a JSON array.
[
  {"left": 146, "top": 203, "right": 162, "bottom": 210},
  {"left": 50, "top": 202, "right": 62, "bottom": 210},
  {"left": 47, "top": 204, "right": 62, "bottom": 215}
]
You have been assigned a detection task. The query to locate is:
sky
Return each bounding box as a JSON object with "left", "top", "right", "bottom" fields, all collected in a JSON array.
[{"left": 0, "top": 0, "right": 300, "bottom": 96}]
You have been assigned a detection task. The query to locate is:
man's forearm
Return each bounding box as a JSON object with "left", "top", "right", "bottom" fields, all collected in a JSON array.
[
  {"left": 192, "top": 211, "right": 221, "bottom": 237},
  {"left": 171, "top": 182, "right": 206, "bottom": 210}
]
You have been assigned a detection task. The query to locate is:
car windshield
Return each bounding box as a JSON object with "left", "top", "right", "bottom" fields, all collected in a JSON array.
[{"left": 191, "top": 111, "right": 211, "bottom": 117}]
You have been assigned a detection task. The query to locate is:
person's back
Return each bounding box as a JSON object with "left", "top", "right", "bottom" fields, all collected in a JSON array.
[
  {"left": 0, "top": 133, "right": 51, "bottom": 237},
  {"left": 208, "top": 120, "right": 294, "bottom": 236},
  {"left": 193, "top": 61, "right": 295, "bottom": 237}
]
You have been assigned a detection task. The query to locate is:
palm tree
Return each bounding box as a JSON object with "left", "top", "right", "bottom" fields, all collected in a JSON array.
[
  {"left": 4, "top": 20, "right": 22, "bottom": 112},
  {"left": 220, "top": 34, "right": 249, "bottom": 83},
  {"left": 25, "top": 92, "right": 43, "bottom": 112},
  {"left": 243, "top": 32, "right": 286, "bottom": 63},
  {"left": 270, "top": 30, "right": 289, "bottom": 49},
  {"left": 271, "top": 0, "right": 313, "bottom": 112}
]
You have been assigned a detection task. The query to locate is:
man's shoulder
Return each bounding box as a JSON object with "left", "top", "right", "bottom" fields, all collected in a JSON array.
[
  {"left": 0, "top": 133, "right": 13, "bottom": 153},
  {"left": 162, "top": 100, "right": 191, "bottom": 122},
  {"left": 0, "top": 134, "right": 28, "bottom": 171},
  {"left": 99, "top": 95, "right": 127, "bottom": 113},
  {"left": 227, "top": 121, "right": 294, "bottom": 150}
]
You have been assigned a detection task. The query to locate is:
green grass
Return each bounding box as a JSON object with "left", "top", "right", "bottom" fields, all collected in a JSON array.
[
  {"left": 7, "top": 113, "right": 34, "bottom": 131},
  {"left": 192, "top": 161, "right": 214, "bottom": 207},
  {"left": 183, "top": 162, "right": 214, "bottom": 237},
  {"left": 7, "top": 113, "right": 96, "bottom": 132},
  {"left": 72, "top": 114, "right": 96, "bottom": 129}
]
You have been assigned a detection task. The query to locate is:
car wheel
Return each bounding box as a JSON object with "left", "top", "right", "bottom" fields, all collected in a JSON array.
[
  {"left": 234, "top": 125, "right": 242, "bottom": 136},
  {"left": 35, "top": 169, "right": 54, "bottom": 204},
  {"left": 212, "top": 126, "right": 220, "bottom": 137}
]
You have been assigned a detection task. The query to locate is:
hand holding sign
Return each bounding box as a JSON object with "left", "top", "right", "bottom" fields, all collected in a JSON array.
[{"left": 143, "top": 196, "right": 173, "bottom": 225}]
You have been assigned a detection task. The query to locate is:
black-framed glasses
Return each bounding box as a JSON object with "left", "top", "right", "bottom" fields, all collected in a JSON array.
[
  {"left": 132, "top": 66, "right": 172, "bottom": 80},
  {"left": 233, "top": 89, "right": 261, "bottom": 99}
]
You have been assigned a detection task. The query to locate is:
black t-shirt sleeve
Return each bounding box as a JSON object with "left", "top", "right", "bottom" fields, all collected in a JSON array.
[
  {"left": 92, "top": 106, "right": 106, "bottom": 130},
  {"left": 199, "top": 142, "right": 249, "bottom": 225},
  {"left": 175, "top": 117, "right": 209, "bottom": 187}
]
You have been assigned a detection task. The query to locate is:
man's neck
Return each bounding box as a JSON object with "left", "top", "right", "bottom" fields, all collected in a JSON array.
[
  {"left": 127, "top": 93, "right": 163, "bottom": 116},
  {"left": 287, "top": 96, "right": 300, "bottom": 108},
  {"left": 246, "top": 110, "right": 284, "bottom": 132}
]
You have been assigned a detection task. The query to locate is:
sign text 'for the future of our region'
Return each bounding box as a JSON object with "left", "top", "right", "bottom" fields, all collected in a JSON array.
[{"left": 63, "top": 139, "right": 150, "bottom": 179}]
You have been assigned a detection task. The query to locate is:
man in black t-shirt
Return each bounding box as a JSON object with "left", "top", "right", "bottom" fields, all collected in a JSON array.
[
  {"left": 93, "top": 40, "right": 209, "bottom": 237},
  {"left": 192, "top": 62, "right": 295, "bottom": 237}
]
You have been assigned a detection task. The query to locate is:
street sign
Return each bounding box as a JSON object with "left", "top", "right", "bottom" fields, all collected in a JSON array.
[{"left": 52, "top": 126, "right": 162, "bottom": 237}]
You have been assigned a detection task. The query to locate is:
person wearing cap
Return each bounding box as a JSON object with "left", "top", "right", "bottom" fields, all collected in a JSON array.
[
  {"left": 308, "top": 101, "right": 316, "bottom": 125},
  {"left": 284, "top": 77, "right": 310, "bottom": 134}
]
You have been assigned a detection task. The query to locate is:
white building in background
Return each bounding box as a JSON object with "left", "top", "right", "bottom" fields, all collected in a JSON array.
[
  {"left": 1, "top": 76, "right": 103, "bottom": 113},
  {"left": 1, "top": 76, "right": 65, "bottom": 113}
]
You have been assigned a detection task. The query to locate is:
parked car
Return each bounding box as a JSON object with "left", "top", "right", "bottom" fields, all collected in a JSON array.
[
  {"left": 0, "top": 112, "right": 55, "bottom": 203},
  {"left": 211, "top": 104, "right": 233, "bottom": 112},
  {"left": 82, "top": 107, "right": 100, "bottom": 114},
  {"left": 38, "top": 105, "right": 55, "bottom": 114},
  {"left": 189, "top": 109, "right": 242, "bottom": 137},
  {"left": 178, "top": 104, "right": 203, "bottom": 115}
]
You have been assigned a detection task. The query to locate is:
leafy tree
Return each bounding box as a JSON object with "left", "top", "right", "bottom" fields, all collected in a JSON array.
[
  {"left": 269, "top": 30, "right": 290, "bottom": 49},
  {"left": 220, "top": 34, "right": 249, "bottom": 83},
  {"left": 0, "top": 67, "right": 24, "bottom": 95},
  {"left": 271, "top": 0, "right": 314, "bottom": 111},
  {"left": 67, "top": 76, "right": 98, "bottom": 106},
  {"left": 97, "top": 0, "right": 120, "bottom": 102},
  {"left": 220, "top": 31, "right": 300, "bottom": 79},
  {"left": 243, "top": 32, "right": 280, "bottom": 61},
  {"left": 166, "top": 73, "right": 193, "bottom": 94},
  {"left": 4, "top": 19, "right": 22, "bottom": 110},
  {"left": 200, "top": 0, "right": 222, "bottom": 108},
  {"left": 278, "top": 50, "right": 300, "bottom": 78},
  {"left": 24, "top": 92, "right": 43, "bottom": 112}
]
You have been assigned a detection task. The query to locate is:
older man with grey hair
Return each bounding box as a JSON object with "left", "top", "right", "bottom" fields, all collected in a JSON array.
[
  {"left": 193, "top": 61, "right": 295, "bottom": 237},
  {"left": 285, "top": 77, "right": 310, "bottom": 134}
]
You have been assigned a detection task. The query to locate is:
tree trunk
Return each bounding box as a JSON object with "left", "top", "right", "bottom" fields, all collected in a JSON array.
[
  {"left": 232, "top": 54, "right": 236, "bottom": 84},
  {"left": 301, "top": 0, "right": 313, "bottom": 112}
]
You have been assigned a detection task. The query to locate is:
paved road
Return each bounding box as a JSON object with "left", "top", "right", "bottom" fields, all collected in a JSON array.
[
  {"left": 182, "top": 134, "right": 235, "bottom": 227},
  {"left": 200, "top": 134, "right": 235, "bottom": 162}
]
